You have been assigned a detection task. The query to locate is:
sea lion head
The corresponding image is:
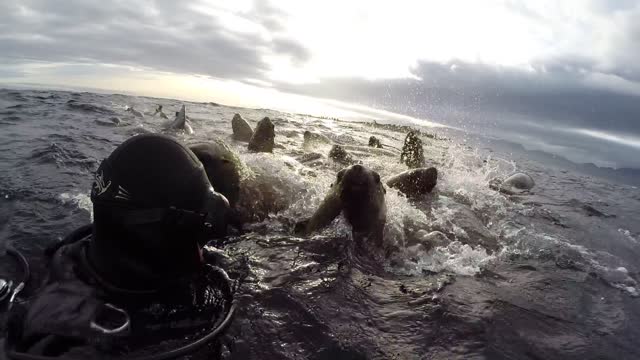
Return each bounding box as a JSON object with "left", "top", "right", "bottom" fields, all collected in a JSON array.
[
  {"left": 248, "top": 117, "right": 275, "bottom": 152},
  {"left": 335, "top": 164, "right": 386, "bottom": 235},
  {"left": 190, "top": 142, "right": 241, "bottom": 207},
  {"left": 400, "top": 131, "right": 425, "bottom": 168}
]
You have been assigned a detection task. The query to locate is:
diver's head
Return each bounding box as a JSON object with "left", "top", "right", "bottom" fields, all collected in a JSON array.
[{"left": 89, "top": 134, "right": 230, "bottom": 290}]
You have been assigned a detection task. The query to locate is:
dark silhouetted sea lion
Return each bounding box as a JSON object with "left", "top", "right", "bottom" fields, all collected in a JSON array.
[
  {"left": 232, "top": 114, "right": 254, "bottom": 142},
  {"left": 189, "top": 142, "right": 242, "bottom": 207},
  {"left": 385, "top": 167, "right": 438, "bottom": 197},
  {"left": 296, "top": 164, "right": 386, "bottom": 248},
  {"left": 190, "top": 141, "right": 287, "bottom": 227},
  {"left": 400, "top": 131, "right": 425, "bottom": 168},
  {"left": 166, "top": 105, "right": 193, "bottom": 134},
  {"left": 368, "top": 136, "right": 383, "bottom": 148},
  {"left": 248, "top": 117, "right": 275, "bottom": 152},
  {"left": 151, "top": 105, "right": 168, "bottom": 119},
  {"left": 328, "top": 145, "right": 356, "bottom": 165}
]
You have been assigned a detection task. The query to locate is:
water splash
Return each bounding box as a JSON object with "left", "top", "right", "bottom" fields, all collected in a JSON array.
[
  {"left": 58, "top": 193, "right": 92, "bottom": 220},
  {"left": 390, "top": 240, "right": 495, "bottom": 276}
]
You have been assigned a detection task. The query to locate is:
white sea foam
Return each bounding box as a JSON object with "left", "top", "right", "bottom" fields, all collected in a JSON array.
[
  {"left": 390, "top": 241, "right": 495, "bottom": 276},
  {"left": 618, "top": 228, "right": 638, "bottom": 244},
  {"left": 58, "top": 192, "right": 93, "bottom": 220}
]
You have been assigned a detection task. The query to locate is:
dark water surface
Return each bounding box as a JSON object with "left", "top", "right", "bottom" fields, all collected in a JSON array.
[{"left": 1, "top": 88, "right": 639, "bottom": 359}]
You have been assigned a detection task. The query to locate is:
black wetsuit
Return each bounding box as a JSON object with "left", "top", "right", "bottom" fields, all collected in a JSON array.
[{"left": 4, "top": 226, "right": 233, "bottom": 359}]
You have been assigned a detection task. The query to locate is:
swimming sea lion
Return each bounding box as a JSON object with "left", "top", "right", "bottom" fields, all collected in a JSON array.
[
  {"left": 328, "top": 145, "right": 356, "bottom": 165},
  {"left": 385, "top": 167, "right": 438, "bottom": 197},
  {"left": 94, "top": 117, "right": 122, "bottom": 127},
  {"left": 295, "top": 164, "right": 387, "bottom": 248},
  {"left": 189, "top": 142, "right": 242, "bottom": 207},
  {"left": 491, "top": 172, "right": 535, "bottom": 195},
  {"left": 248, "top": 117, "right": 275, "bottom": 152},
  {"left": 166, "top": 105, "right": 193, "bottom": 134},
  {"left": 151, "top": 105, "right": 168, "bottom": 119},
  {"left": 400, "top": 131, "right": 425, "bottom": 168},
  {"left": 368, "top": 136, "right": 383, "bottom": 148},
  {"left": 232, "top": 114, "right": 254, "bottom": 142},
  {"left": 503, "top": 173, "right": 535, "bottom": 190},
  {"left": 125, "top": 106, "right": 144, "bottom": 118}
]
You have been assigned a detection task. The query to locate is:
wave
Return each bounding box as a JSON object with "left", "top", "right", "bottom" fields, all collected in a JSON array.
[
  {"left": 65, "top": 100, "right": 116, "bottom": 115},
  {"left": 28, "top": 142, "right": 97, "bottom": 170},
  {"left": 58, "top": 192, "right": 93, "bottom": 220}
]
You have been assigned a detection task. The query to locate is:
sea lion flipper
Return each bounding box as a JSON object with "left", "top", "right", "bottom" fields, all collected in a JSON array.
[{"left": 299, "top": 192, "right": 343, "bottom": 235}]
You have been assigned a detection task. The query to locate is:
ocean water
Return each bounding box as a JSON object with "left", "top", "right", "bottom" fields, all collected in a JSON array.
[{"left": 1, "top": 88, "right": 639, "bottom": 359}]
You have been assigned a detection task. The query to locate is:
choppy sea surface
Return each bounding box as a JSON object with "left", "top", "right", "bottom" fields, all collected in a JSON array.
[{"left": 1, "top": 88, "right": 640, "bottom": 359}]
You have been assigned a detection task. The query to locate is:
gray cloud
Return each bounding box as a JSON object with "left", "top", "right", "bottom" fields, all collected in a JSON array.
[
  {"left": 272, "top": 37, "right": 311, "bottom": 64},
  {"left": 281, "top": 59, "right": 640, "bottom": 132},
  {"left": 279, "top": 59, "right": 640, "bottom": 168},
  {"left": 248, "top": 1, "right": 288, "bottom": 32},
  {"left": 507, "top": 0, "right": 640, "bottom": 82},
  {"left": 1, "top": 0, "right": 639, "bottom": 168},
  {"left": 0, "top": 0, "right": 309, "bottom": 80}
]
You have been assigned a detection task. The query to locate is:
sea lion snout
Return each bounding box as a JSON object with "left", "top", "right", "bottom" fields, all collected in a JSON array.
[{"left": 339, "top": 165, "right": 381, "bottom": 197}]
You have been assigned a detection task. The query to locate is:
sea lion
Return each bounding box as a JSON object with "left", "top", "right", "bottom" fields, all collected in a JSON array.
[
  {"left": 328, "top": 145, "right": 356, "bottom": 165},
  {"left": 166, "top": 105, "right": 194, "bottom": 134},
  {"left": 248, "top": 117, "right": 275, "bottom": 153},
  {"left": 189, "top": 142, "right": 242, "bottom": 207},
  {"left": 385, "top": 167, "right": 438, "bottom": 197},
  {"left": 151, "top": 105, "right": 168, "bottom": 119},
  {"left": 190, "top": 141, "right": 287, "bottom": 226},
  {"left": 232, "top": 114, "right": 254, "bottom": 142},
  {"left": 295, "top": 164, "right": 386, "bottom": 248},
  {"left": 491, "top": 172, "right": 535, "bottom": 195},
  {"left": 368, "top": 136, "right": 383, "bottom": 148},
  {"left": 95, "top": 117, "right": 122, "bottom": 126},
  {"left": 400, "top": 131, "right": 425, "bottom": 168},
  {"left": 304, "top": 131, "right": 332, "bottom": 146},
  {"left": 125, "top": 106, "right": 144, "bottom": 118}
]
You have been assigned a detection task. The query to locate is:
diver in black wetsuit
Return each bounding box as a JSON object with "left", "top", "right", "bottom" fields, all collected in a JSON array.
[{"left": 3, "top": 134, "right": 238, "bottom": 359}]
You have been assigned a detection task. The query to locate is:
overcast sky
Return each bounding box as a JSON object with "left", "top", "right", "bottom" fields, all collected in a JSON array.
[{"left": 1, "top": 0, "right": 640, "bottom": 168}]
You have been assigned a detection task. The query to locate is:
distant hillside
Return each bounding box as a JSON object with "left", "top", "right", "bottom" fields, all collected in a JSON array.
[{"left": 466, "top": 134, "right": 640, "bottom": 187}]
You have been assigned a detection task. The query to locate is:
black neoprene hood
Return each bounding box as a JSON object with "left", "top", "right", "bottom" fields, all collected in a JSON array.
[{"left": 91, "top": 133, "right": 211, "bottom": 211}]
